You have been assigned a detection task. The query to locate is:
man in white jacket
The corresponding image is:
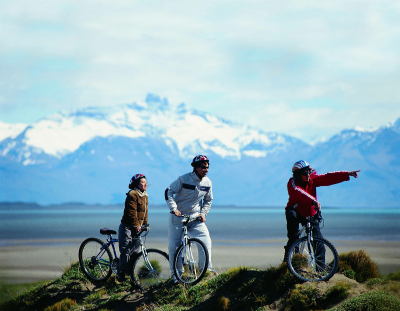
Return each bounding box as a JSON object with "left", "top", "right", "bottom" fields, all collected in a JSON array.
[{"left": 165, "top": 155, "right": 214, "bottom": 278}]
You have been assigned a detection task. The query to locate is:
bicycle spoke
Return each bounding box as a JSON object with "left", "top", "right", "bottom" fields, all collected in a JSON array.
[
  {"left": 132, "top": 249, "right": 170, "bottom": 290},
  {"left": 173, "top": 238, "right": 209, "bottom": 285},
  {"left": 287, "top": 236, "right": 338, "bottom": 282},
  {"left": 79, "top": 238, "right": 113, "bottom": 282}
]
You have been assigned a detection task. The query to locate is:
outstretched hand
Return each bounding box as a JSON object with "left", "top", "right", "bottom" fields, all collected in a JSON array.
[{"left": 349, "top": 170, "right": 361, "bottom": 178}]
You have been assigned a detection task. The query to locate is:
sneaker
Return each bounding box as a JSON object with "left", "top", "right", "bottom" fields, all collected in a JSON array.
[
  {"left": 207, "top": 268, "right": 217, "bottom": 275},
  {"left": 117, "top": 273, "right": 126, "bottom": 282},
  {"left": 172, "top": 275, "right": 179, "bottom": 284}
]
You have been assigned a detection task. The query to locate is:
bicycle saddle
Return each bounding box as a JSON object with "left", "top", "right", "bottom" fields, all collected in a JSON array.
[{"left": 100, "top": 228, "right": 117, "bottom": 235}]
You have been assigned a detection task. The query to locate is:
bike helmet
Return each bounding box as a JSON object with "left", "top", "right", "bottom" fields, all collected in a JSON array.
[
  {"left": 292, "top": 160, "right": 310, "bottom": 172},
  {"left": 129, "top": 174, "right": 146, "bottom": 189},
  {"left": 191, "top": 155, "right": 209, "bottom": 167}
]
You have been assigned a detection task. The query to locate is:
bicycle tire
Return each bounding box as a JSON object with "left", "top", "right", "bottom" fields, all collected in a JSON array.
[
  {"left": 286, "top": 236, "right": 339, "bottom": 282},
  {"left": 132, "top": 249, "right": 170, "bottom": 290},
  {"left": 173, "top": 238, "right": 209, "bottom": 285},
  {"left": 79, "top": 237, "right": 113, "bottom": 282}
]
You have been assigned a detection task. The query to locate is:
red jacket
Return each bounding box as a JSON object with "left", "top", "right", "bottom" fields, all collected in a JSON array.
[{"left": 286, "top": 171, "right": 350, "bottom": 218}]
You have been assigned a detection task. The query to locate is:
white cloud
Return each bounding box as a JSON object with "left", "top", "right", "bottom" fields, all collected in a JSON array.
[{"left": 1, "top": 0, "right": 400, "bottom": 142}]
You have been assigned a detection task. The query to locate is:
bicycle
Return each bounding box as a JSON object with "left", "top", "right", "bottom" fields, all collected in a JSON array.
[
  {"left": 285, "top": 211, "right": 339, "bottom": 282},
  {"left": 78, "top": 224, "right": 171, "bottom": 290},
  {"left": 172, "top": 213, "right": 209, "bottom": 285}
]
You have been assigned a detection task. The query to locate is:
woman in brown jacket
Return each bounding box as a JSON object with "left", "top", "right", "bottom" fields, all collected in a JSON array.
[{"left": 117, "top": 174, "right": 149, "bottom": 282}]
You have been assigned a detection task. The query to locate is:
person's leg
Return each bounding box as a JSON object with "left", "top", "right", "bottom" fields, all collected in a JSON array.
[
  {"left": 117, "top": 222, "right": 133, "bottom": 281},
  {"left": 309, "top": 218, "right": 326, "bottom": 270},
  {"left": 168, "top": 213, "right": 183, "bottom": 278},
  {"left": 188, "top": 221, "right": 213, "bottom": 270},
  {"left": 284, "top": 208, "right": 301, "bottom": 260}
]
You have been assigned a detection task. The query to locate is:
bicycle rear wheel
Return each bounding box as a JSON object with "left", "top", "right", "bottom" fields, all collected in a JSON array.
[
  {"left": 173, "top": 238, "right": 209, "bottom": 285},
  {"left": 79, "top": 237, "right": 113, "bottom": 282},
  {"left": 286, "top": 236, "right": 339, "bottom": 282},
  {"left": 132, "top": 249, "right": 170, "bottom": 290}
]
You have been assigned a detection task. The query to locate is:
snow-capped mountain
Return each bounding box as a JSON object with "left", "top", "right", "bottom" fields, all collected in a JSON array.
[
  {"left": 0, "top": 94, "right": 305, "bottom": 164},
  {"left": 0, "top": 121, "right": 27, "bottom": 141},
  {"left": 1, "top": 94, "right": 399, "bottom": 207}
]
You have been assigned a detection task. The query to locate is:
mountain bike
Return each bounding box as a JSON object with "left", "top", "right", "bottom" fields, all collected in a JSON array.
[
  {"left": 285, "top": 211, "right": 339, "bottom": 282},
  {"left": 172, "top": 213, "right": 209, "bottom": 285},
  {"left": 78, "top": 224, "right": 170, "bottom": 290}
]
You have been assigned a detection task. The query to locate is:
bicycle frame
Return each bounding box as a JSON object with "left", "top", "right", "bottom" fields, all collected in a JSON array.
[
  {"left": 178, "top": 215, "right": 201, "bottom": 279},
  {"left": 94, "top": 229, "right": 149, "bottom": 274}
]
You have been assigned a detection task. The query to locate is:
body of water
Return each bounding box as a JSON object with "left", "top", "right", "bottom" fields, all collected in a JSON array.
[{"left": 1, "top": 204, "right": 399, "bottom": 246}]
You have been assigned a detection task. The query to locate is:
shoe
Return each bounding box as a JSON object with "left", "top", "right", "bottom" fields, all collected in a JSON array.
[
  {"left": 117, "top": 273, "right": 126, "bottom": 282},
  {"left": 207, "top": 268, "right": 218, "bottom": 275}
]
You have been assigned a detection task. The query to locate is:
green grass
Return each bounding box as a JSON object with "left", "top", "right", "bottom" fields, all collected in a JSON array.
[
  {"left": 1, "top": 253, "right": 400, "bottom": 311},
  {"left": 328, "top": 291, "right": 400, "bottom": 311},
  {"left": 0, "top": 280, "right": 48, "bottom": 304},
  {"left": 339, "top": 250, "right": 380, "bottom": 283}
]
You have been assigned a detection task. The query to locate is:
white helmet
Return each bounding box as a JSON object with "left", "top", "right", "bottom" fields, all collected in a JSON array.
[{"left": 292, "top": 160, "right": 310, "bottom": 172}]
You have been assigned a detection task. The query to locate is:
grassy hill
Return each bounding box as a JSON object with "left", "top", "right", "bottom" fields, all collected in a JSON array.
[{"left": 1, "top": 250, "right": 400, "bottom": 311}]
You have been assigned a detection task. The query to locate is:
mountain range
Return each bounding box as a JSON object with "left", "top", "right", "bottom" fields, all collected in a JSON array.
[{"left": 1, "top": 94, "right": 399, "bottom": 207}]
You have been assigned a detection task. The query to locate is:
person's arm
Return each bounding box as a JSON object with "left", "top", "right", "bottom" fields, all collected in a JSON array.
[
  {"left": 166, "top": 176, "right": 183, "bottom": 216},
  {"left": 143, "top": 196, "right": 149, "bottom": 226},
  {"left": 199, "top": 183, "right": 213, "bottom": 221},
  {"left": 126, "top": 193, "right": 141, "bottom": 232},
  {"left": 313, "top": 171, "right": 352, "bottom": 187}
]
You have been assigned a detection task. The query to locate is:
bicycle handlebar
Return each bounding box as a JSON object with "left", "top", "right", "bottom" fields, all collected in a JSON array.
[
  {"left": 170, "top": 211, "right": 202, "bottom": 223},
  {"left": 141, "top": 224, "right": 150, "bottom": 232}
]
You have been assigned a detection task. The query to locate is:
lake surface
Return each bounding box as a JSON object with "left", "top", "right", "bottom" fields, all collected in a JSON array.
[{"left": 1, "top": 204, "right": 399, "bottom": 247}]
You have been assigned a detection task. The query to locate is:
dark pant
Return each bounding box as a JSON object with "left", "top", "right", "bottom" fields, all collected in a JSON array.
[
  {"left": 285, "top": 207, "right": 325, "bottom": 264},
  {"left": 117, "top": 222, "right": 140, "bottom": 276}
]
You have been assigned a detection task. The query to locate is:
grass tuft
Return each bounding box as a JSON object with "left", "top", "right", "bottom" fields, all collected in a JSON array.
[
  {"left": 43, "top": 297, "right": 76, "bottom": 311},
  {"left": 329, "top": 291, "right": 400, "bottom": 311},
  {"left": 216, "top": 296, "right": 230, "bottom": 310},
  {"left": 339, "top": 250, "right": 380, "bottom": 283}
]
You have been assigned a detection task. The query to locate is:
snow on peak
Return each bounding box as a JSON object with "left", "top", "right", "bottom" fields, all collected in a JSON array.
[
  {"left": 0, "top": 121, "right": 27, "bottom": 141},
  {"left": 2, "top": 94, "right": 298, "bottom": 160}
]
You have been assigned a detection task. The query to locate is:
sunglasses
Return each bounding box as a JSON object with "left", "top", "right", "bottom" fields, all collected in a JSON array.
[
  {"left": 300, "top": 169, "right": 311, "bottom": 176},
  {"left": 200, "top": 165, "right": 209, "bottom": 169}
]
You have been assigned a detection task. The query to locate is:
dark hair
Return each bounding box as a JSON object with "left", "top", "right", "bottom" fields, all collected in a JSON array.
[{"left": 129, "top": 176, "right": 145, "bottom": 190}]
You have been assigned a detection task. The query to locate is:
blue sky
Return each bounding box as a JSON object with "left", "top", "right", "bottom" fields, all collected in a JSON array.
[{"left": 1, "top": 0, "right": 400, "bottom": 143}]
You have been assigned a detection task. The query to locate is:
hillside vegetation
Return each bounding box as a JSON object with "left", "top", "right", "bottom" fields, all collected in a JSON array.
[{"left": 1, "top": 250, "right": 400, "bottom": 311}]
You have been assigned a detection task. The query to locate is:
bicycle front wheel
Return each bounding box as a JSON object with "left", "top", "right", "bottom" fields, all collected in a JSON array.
[
  {"left": 286, "top": 236, "right": 339, "bottom": 282},
  {"left": 79, "top": 237, "right": 113, "bottom": 282},
  {"left": 132, "top": 249, "right": 170, "bottom": 290},
  {"left": 173, "top": 238, "right": 209, "bottom": 285}
]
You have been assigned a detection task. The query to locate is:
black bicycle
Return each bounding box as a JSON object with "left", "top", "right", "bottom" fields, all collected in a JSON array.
[
  {"left": 285, "top": 211, "right": 339, "bottom": 282},
  {"left": 79, "top": 224, "right": 170, "bottom": 290}
]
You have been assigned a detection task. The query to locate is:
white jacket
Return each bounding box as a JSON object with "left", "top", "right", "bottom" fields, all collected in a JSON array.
[{"left": 165, "top": 172, "right": 213, "bottom": 216}]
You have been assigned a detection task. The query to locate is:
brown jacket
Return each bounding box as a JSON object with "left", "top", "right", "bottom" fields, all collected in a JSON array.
[{"left": 121, "top": 189, "right": 148, "bottom": 228}]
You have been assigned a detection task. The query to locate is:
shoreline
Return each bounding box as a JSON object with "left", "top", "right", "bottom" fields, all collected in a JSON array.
[{"left": 1, "top": 238, "right": 399, "bottom": 284}]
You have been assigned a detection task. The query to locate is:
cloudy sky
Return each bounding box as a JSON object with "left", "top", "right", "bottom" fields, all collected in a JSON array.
[{"left": 1, "top": 0, "right": 400, "bottom": 143}]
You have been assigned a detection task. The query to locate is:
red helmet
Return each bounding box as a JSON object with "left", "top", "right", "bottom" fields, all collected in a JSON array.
[
  {"left": 191, "top": 155, "right": 209, "bottom": 167},
  {"left": 129, "top": 174, "right": 145, "bottom": 187}
]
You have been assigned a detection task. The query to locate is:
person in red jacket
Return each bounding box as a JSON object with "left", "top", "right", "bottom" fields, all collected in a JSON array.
[{"left": 284, "top": 160, "right": 360, "bottom": 261}]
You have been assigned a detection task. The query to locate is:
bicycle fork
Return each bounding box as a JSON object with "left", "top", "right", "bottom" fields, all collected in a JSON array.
[
  {"left": 138, "top": 240, "right": 157, "bottom": 277},
  {"left": 181, "top": 228, "right": 198, "bottom": 279},
  {"left": 306, "top": 222, "right": 316, "bottom": 269}
]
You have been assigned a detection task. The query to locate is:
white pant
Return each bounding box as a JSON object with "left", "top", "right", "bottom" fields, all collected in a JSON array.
[{"left": 168, "top": 213, "right": 213, "bottom": 274}]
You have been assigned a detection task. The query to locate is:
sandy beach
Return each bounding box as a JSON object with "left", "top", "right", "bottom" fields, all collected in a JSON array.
[{"left": 1, "top": 238, "right": 399, "bottom": 284}]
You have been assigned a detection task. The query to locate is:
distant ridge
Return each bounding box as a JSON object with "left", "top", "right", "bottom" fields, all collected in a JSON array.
[{"left": 1, "top": 94, "right": 399, "bottom": 207}]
